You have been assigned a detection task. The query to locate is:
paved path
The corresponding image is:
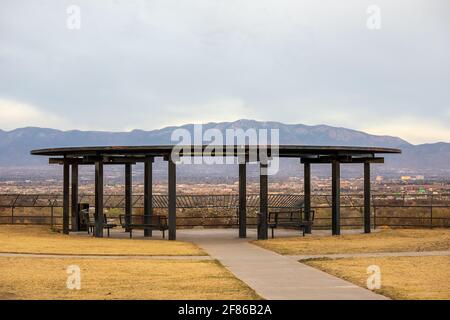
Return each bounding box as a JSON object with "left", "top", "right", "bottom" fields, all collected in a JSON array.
[
  {"left": 34, "top": 228, "right": 447, "bottom": 299},
  {"left": 288, "top": 250, "right": 450, "bottom": 261},
  {"left": 178, "top": 229, "right": 388, "bottom": 300},
  {"left": 0, "top": 252, "right": 211, "bottom": 260}
]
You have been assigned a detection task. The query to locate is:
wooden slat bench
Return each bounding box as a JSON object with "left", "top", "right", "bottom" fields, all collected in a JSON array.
[
  {"left": 81, "top": 210, "right": 117, "bottom": 237},
  {"left": 268, "top": 209, "right": 315, "bottom": 238},
  {"left": 119, "top": 214, "right": 168, "bottom": 239}
]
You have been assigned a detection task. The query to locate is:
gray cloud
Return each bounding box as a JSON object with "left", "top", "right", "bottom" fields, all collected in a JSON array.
[{"left": 0, "top": 0, "right": 449, "bottom": 143}]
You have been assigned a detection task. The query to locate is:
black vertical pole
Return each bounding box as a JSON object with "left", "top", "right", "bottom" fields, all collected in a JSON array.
[
  {"left": 144, "top": 158, "right": 153, "bottom": 237},
  {"left": 259, "top": 162, "right": 269, "bottom": 240},
  {"left": 364, "top": 162, "right": 371, "bottom": 233},
  {"left": 239, "top": 162, "right": 247, "bottom": 238},
  {"left": 94, "top": 161, "right": 104, "bottom": 237},
  {"left": 304, "top": 162, "right": 312, "bottom": 234},
  {"left": 331, "top": 160, "right": 341, "bottom": 236},
  {"left": 125, "top": 163, "right": 132, "bottom": 230},
  {"left": 71, "top": 163, "right": 79, "bottom": 231},
  {"left": 62, "top": 162, "right": 70, "bottom": 235},
  {"left": 168, "top": 159, "right": 176, "bottom": 240},
  {"left": 430, "top": 194, "right": 433, "bottom": 229}
]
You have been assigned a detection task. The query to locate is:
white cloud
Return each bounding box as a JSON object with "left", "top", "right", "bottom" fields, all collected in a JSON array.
[
  {"left": 0, "top": 0, "right": 449, "bottom": 142},
  {"left": 364, "top": 118, "right": 450, "bottom": 144},
  {"left": 0, "top": 99, "right": 66, "bottom": 130},
  {"left": 162, "top": 98, "right": 251, "bottom": 126}
]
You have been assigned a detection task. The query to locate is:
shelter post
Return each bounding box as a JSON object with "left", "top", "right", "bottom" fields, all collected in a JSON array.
[
  {"left": 94, "top": 160, "right": 104, "bottom": 237},
  {"left": 238, "top": 162, "right": 247, "bottom": 238},
  {"left": 364, "top": 162, "right": 371, "bottom": 233},
  {"left": 144, "top": 158, "right": 154, "bottom": 237},
  {"left": 62, "top": 161, "right": 70, "bottom": 235},
  {"left": 168, "top": 159, "right": 177, "bottom": 240},
  {"left": 71, "top": 163, "right": 79, "bottom": 231},
  {"left": 331, "top": 160, "right": 341, "bottom": 235},
  {"left": 125, "top": 163, "right": 132, "bottom": 231},
  {"left": 258, "top": 161, "right": 269, "bottom": 240},
  {"left": 303, "top": 162, "right": 312, "bottom": 234}
]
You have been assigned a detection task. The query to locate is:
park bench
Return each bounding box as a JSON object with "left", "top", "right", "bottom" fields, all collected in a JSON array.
[
  {"left": 119, "top": 214, "right": 168, "bottom": 239},
  {"left": 267, "top": 209, "right": 315, "bottom": 238},
  {"left": 81, "top": 209, "right": 117, "bottom": 237}
]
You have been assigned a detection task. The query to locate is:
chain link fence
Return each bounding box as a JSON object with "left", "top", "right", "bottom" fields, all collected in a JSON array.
[{"left": 0, "top": 193, "right": 449, "bottom": 229}]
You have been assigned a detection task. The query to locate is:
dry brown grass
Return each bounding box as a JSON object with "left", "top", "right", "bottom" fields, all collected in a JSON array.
[
  {"left": 0, "top": 257, "right": 260, "bottom": 300},
  {"left": 253, "top": 228, "right": 450, "bottom": 255},
  {"left": 304, "top": 256, "right": 450, "bottom": 300},
  {"left": 0, "top": 225, "right": 204, "bottom": 256}
]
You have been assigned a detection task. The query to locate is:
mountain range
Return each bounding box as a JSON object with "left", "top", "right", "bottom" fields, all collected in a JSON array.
[{"left": 0, "top": 119, "right": 449, "bottom": 177}]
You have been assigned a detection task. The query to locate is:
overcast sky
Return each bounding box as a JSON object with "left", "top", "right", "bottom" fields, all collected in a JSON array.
[{"left": 0, "top": 0, "right": 449, "bottom": 144}]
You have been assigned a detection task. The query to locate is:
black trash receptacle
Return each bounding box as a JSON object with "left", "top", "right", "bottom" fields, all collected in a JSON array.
[{"left": 78, "top": 203, "right": 90, "bottom": 231}]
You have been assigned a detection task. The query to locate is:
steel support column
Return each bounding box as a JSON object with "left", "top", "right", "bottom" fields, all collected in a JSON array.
[
  {"left": 258, "top": 162, "right": 269, "bottom": 240},
  {"left": 144, "top": 159, "right": 153, "bottom": 237},
  {"left": 94, "top": 161, "right": 104, "bottom": 237},
  {"left": 331, "top": 160, "right": 341, "bottom": 236},
  {"left": 238, "top": 162, "right": 247, "bottom": 238},
  {"left": 168, "top": 159, "right": 176, "bottom": 240},
  {"left": 62, "top": 162, "right": 70, "bottom": 235},
  {"left": 364, "top": 162, "right": 371, "bottom": 233},
  {"left": 71, "top": 163, "right": 79, "bottom": 231},
  {"left": 125, "top": 163, "right": 132, "bottom": 231},
  {"left": 304, "top": 162, "right": 312, "bottom": 234}
]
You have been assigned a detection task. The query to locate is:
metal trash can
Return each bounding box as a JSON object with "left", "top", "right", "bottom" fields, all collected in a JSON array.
[{"left": 78, "top": 203, "right": 90, "bottom": 231}]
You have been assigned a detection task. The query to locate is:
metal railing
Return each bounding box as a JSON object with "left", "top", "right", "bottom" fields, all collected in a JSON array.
[{"left": 0, "top": 193, "right": 449, "bottom": 229}]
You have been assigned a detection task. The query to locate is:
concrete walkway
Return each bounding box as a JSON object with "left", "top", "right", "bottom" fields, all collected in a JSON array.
[
  {"left": 178, "top": 229, "right": 388, "bottom": 300},
  {"left": 288, "top": 250, "right": 450, "bottom": 261},
  {"left": 0, "top": 252, "right": 211, "bottom": 260}
]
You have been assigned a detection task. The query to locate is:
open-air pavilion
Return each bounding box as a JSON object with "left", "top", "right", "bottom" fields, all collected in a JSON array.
[{"left": 31, "top": 145, "right": 401, "bottom": 240}]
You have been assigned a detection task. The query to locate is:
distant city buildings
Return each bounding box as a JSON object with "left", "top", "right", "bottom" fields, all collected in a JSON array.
[
  {"left": 401, "top": 175, "right": 425, "bottom": 182},
  {"left": 0, "top": 173, "right": 449, "bottom": 195}
]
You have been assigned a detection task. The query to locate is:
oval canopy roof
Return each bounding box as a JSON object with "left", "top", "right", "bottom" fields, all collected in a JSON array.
[{"left": 31, "top": 145, "right": 401, "bottom": 159}]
